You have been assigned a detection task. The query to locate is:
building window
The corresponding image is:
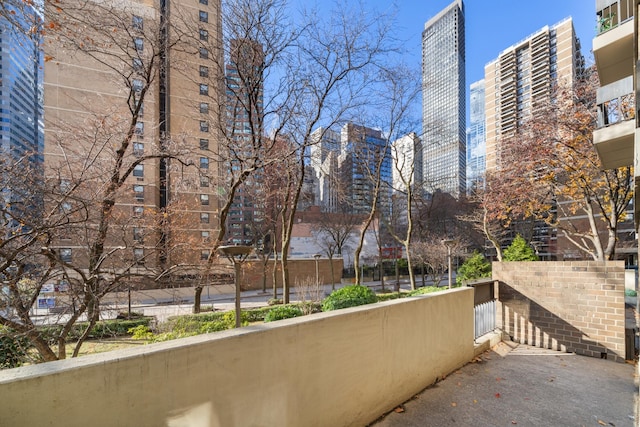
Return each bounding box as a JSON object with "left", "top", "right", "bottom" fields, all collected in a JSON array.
[
  {"left": 60, "top": 248, "right": 72, "bottom": 263},
  {"left": 134, "top": 185, "right": 144, "bottom": 202},
  {"left": 199, "top": 84, "right": 208, "bottom": 95},
  {"left": 137, "top": 102, "right": 144, "bottom": 117},
  {"left": 135, "top": 121, "right": 144, "bottom": 136},
  {"left": 200, "top": 194, "right": 209, "bottom": 205},
  {"left": 133, "top": 37, "right": 144, "bottom": 52},
  {"left": 60, "top": 179, "right": 72, "bottom": 194},
  {"left": 200, "top": 121, "right": 209, "bottom": 132},
  {"left": 200, "top": 0, "right": 208, "bottom": 4},
  {"left": 133, "top": 58, "right": 143, "bottom": 72},
  {"left": 200, "top": 156, "right": 209, "bottom": 169},
  {"left": 200, "top": 250, "right": 209, "bottom": 260},
  {"left": 199, "top": 66, "right": 209, "bottom": 78},
  {"left": 134, "top": 248, "right": 144, "bottom": 264},
  {"left": 199, "top": 11, "right": 208, "bottom": 23},
  {"left": 133, "top": 227, "right": 143, "bottom": 242},
  {"left": 132, "top": 79, "right": 143, "bottom": 93},
  {"left": 199, "top": 48, "right": 208, "bottom": 59},
  {"left": 199, "top": 29, "right": 208, "bottom": 41},
  {"left": 60, "top": 201, "right": 72, "bottom": 213},
  {"left": 133, "top": 142, "right": 144, "bottom": 156},
  {"left": 201, "top": 231, "right": 210, "bottom": 242},
  {"left": 132, "top": 15, "right": 143, "bottom": 31},
  {"left": 133, "top": 205, "right": 144, "bottom": 217},
  {"left": 200, "top": 175, "right": 209, "bottom": 187},
  {"left": 133, "top": 164, "right": 144, "bottom": 177},
  {"left": 200, "top": 139, "right": 209, "bottom": 150},
  {"left": 200, "top": 212, "right": 210, "bottom": 223},
  {"left": 200, "top": 102, "right": 209, "bottom": 114}
]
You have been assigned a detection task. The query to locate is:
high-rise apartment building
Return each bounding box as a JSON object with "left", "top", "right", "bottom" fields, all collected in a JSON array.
[
  {"left": 484, "top": 17, "right": 584, "bottom": 260},
  {"left": 309, "top": 124, "right": 392, "bottom": 216},
  {"left": 484, "top": 17, "right": 585, "bottom": 171},
  {"left": 225, "top": 38, "right": 264, "bottom": 245},
  {"left": 339, "top": 123, "right": 392, "bottom": 216},
  {"left": 466, "top": 80, "right": 485, "bottom": 194},
  {"left": 392, "top": 132, "right": 421, "bottom": 192},
  {"left": 310, "top": 127, "right": 341, "bottom": 212},
  {"left": 421, "top": 0, "right": 466, "bottom": 198},
  {"left": 43, "top": 0, "right": 222, "bottom": 274}
]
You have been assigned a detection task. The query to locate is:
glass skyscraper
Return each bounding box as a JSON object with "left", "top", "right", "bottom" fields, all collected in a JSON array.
[
  {"left": 0, "top": 1, "right": 44, "bottom": 223},
  {"left": 421, "top": 0, "right": 466, "bottom": 198},
  {"left": 0, "top": 2, "right": 44, "bottom": 162},
  {"left": 466, "top": 79, "right": 485, "bottom": 194}
]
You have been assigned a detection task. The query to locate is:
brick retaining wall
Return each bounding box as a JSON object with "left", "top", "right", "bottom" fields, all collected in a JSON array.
[{"left": 493, "top": 261, "right": 626, "bottom": 361}]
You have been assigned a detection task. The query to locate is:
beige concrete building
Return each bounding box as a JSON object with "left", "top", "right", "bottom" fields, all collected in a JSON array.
[
  {"left": 43, "top": 0, "right": 223, "bottom": 278},
  {"left": 484, "top": 17, "right": 585, "bottom": 171},
  {"left": 592, "top": 0, "right": 636, "bottom": 200}
]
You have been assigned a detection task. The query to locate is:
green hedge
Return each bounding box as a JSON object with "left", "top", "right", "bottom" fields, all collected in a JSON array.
[
  {"left": 264, "top": 305, "right": 303, "bottom": 322},
  {"left": 38, "top": 317, "right": 152, "bottom": 343},
  {"left": 322, "top": 285, "right": 378, "bottom": 311}
]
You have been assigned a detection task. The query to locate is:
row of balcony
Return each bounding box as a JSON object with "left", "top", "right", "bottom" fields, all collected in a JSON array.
[{"left": 593, "top": 1, "right": 635, "bottom": 170}]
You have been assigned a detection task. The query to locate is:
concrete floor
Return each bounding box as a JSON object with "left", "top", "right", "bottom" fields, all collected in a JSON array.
[{"left": 371, "top": 341, "right": 637, "bottom": 427}]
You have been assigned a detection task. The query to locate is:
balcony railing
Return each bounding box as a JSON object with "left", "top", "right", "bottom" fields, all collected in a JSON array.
[
  {"left": 596, "top": 76, "right": 635, "bottom": 128},
  {"left": 596, "top": 0, "right": 635, "bottom": 34}
]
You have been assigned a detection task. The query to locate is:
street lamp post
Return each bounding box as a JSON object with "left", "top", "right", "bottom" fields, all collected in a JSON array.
[
  {"left": 442, "top": 239, "right": 455, "bottom": 289},
  {"left": 217, "top": 245, "right": 252, "bottom": 328},
  {"left": 313, "top": 254, "right": 321, "bottom": 287}
]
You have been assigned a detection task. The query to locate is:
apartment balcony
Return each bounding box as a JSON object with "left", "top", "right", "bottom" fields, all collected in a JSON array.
[
  {"left": 593, "top": 76, "right": 635, "bottom": 169},
  {"left": 0, "top": 260, "right": 634, "bottom": 426},
  {"left": 593, "top": 0, "right": 634, "bottom": 86}
]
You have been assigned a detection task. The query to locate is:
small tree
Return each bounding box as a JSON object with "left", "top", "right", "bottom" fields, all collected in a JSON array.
[
  {"left": 456, "top": 251, "right": 491, "bottom": 286},
  {"left": 503, "top": 235, "right": 538, "bottom": 261}
]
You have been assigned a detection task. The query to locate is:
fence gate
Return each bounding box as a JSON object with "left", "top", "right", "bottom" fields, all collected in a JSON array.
[{"left": 474, "top": 299, "right": 496, "bottom": 339}]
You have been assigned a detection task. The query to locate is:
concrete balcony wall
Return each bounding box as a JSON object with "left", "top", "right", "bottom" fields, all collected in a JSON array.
[
  {"left": 0, "top": 288, "right": 474, "bottom": 427},
  {"left": 594, "top": 119, "right": 635, "bottom": 168},
  {"left": 593, "top": 18, "right": 634, "bottom": 86}
]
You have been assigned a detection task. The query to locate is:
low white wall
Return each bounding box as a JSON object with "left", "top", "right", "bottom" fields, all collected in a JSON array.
[{"left": 0, "top": 288, "right": 474, "bottom": 427}]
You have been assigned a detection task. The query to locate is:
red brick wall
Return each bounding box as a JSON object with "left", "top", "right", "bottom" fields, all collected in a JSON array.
[
  {"left": 493, "top": 261, "right": 626, "bottom": 361},
  {"left": 240, "top": 258, "right": 343, "bottom": 291}
]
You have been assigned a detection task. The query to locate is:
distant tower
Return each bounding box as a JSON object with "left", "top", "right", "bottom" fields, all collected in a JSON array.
[
  {"left": 310, "top": 127, "right": 341, "bottom": 212},
  {"left": 466, "top": 79, "right": 485, "bottom": 194},
  {"left": 392, "top": 132, "right": 420, "bottom": 191},
  {"left": 484, "top": 18, "right": 584, "bottom": 171},
  {"left": 0, "top": 2, "right": 44, "bottom": 164},
  {"left": 225, "top": 38, "right": 264, "bottom": 244},
  {"left": 339, "top": 123, "right": 391, "bottom": 216},
  {"left": 421, "top": 0, "right": 466, "bottom": 198},
  {"left": 0, "top": 2, "right": 44, "bottom": 222}
]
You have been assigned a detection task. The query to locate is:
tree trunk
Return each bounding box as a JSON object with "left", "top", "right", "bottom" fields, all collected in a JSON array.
[
  {"left": 272, "top": 251, "right": 279, "bottom": 301},
  {"left": 193, "top": 286, "right": 203, "bottom": 314}
]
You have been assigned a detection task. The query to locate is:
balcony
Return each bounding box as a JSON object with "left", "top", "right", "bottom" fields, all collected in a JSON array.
[
  {"left": 593, "top": 12, "right": 634, "bottom": 86},
  {"left": 593, "top": 76, "right": 635, "bottom": 169}
]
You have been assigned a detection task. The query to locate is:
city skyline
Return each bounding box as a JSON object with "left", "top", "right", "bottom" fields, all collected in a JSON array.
[{"left": 301, "top": 0, "right": 594, "bottom": 128}]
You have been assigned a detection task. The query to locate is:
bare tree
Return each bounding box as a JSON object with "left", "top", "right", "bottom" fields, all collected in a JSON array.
[
  {"left": 0, "top": 0, "right": 197, "bottom": 361},
  {"left": 274, "top": 3, "right": 395, "bottom": 301},
  {"left": 376, "top": 65, "right": 421, "bottom": 290},
  {"left": 312, "top": 211, "right": 362, "bottom": 291}
]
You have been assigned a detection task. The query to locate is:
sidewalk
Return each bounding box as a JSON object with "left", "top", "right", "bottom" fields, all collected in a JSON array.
[{"left": 371, "top": 341, "right": 637, "bottom": 427}]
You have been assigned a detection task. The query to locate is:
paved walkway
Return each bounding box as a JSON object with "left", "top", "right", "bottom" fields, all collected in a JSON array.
[{"left": 371, "top": 341, "right": 637, "bottom": 427}]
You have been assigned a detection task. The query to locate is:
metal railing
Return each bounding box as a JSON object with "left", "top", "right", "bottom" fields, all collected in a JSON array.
[{"left": 474, "top": 299, "right": 496, "bottom": 339}]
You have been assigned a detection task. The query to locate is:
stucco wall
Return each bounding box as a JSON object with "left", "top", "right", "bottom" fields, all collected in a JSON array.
[
  {"left": 494, "top": 261, "right": 626, "bottom": 361},
  {"left": 240, "top": 258, "right": 344, "bottom": 291},
  {"left": 0, "top": 288, "right": 474, "bottom": 427}
]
